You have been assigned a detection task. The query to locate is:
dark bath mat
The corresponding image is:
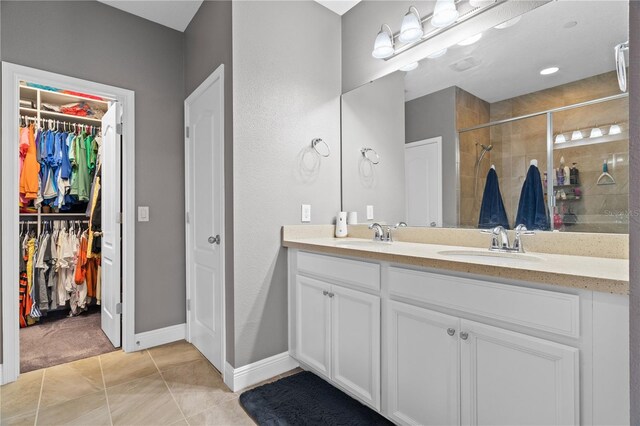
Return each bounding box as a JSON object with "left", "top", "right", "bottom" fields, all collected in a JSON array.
[{"left": 239, "top": 371, "right": 393, "bottom": 426}]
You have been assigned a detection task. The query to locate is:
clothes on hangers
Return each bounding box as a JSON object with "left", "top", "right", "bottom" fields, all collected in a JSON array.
[{"left": 19, "top": 124, "right": 40, "bottom": 202}]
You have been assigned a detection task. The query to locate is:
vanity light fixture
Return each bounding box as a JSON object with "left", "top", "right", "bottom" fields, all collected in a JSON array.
[
  {"left": 571, "top": 130, "right": 584, "bottom": 141},
  {"left": 540, "top": 67, "right": 559, "bottom": 75},
  {"left": 494, "top": 15, "right": 521, "bottom": 29},
  {"left": 555, "top": 133, "right": 566, "bottom": 144},
  {"left": 590, "top": 127, "right": 603, "bottom": 138},
  {"left": 399, "top": 6, "right": 424, "bottom": 43},
  {"left": 372, "top": 24, "right": 395, "bottom": 59},
  {"left": 400, "top": 62, "right": 419, "bottom": 72},
  {"left": 432, "top": 0, "right": 459, "bottom": 28},
  {"left": 458, "top": 33, "right": 483, "bottom": 46},
  {"left": 427, "top": 48, "right": 448, "bottom": 59},
  {"left": 609, "top": 123, "right": 622, "bottom": 135}
]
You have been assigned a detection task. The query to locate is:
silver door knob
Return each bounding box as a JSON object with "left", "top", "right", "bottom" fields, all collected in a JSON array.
[
  {"left": 430, "top": 222, "right": 437, "bottom": 227},
  {"left": 460, "top": 331, "right": 469, "bottom": 340},
  {"left": 447, "top": 328, "right": 456, "bottom": 336},
  {"left": 208, "top": 235, "right": 221, "bottom": 245}
]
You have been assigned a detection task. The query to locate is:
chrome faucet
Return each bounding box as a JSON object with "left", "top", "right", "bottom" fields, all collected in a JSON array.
[
  {"left": 369, "top": 223, "right": 384, "bottom": 241},
  {"left": 481, "top": 225, "right": 535, "bottom": 252}
]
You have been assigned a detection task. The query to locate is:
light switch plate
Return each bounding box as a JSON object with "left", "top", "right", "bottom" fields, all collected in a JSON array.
[
  {"left": 301, "top": 204, "right": 311, "bottom": 223},
  {"left": 138, "top": 206, "right": 149, "bottom": 222},
  {"left": 366, "top": 205, "right": 374, "bottom": 220}
]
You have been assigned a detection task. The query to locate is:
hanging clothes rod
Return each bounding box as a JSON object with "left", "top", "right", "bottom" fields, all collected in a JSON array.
[{"left": 20, "top": 115, "right": 101, "bottom": 132}]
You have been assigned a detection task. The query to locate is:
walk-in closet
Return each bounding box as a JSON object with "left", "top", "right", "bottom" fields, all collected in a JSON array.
[{"left": 17, "top": 81, "right": 116, "bottom": 372}]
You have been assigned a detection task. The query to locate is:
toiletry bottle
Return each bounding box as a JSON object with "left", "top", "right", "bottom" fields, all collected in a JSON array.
[
  {"left": 335, "top": 212, "right": 348, "bottom": 238},
  {"left": 570, "top": 163, "right": 579, "bottom": 185}
]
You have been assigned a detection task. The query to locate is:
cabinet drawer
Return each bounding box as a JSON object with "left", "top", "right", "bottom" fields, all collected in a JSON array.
[
  {"left": 389, "top": 267, "right": 579, "bottom": 338},
  {"left": 297, "top": 251, "right": 380, "bottom": 292}
]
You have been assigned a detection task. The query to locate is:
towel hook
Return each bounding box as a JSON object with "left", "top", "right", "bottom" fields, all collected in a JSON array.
[
  {"left": 311, "top": 138, "right": 330, "bottom": 157},
  {"left": 361, "top": 147, "right": 380, "bottom": 165}
]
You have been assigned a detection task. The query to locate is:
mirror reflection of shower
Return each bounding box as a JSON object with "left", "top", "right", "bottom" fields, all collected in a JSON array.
[{"left": 474, "top": 143, "right": 493, "bottom": 198}]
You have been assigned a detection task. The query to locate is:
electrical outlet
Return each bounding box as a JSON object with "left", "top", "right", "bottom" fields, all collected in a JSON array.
[
  {"left": 301, "top": 204, "right": 311, "bottom": 223},
  {"left": 366, "top": 205, "right": 374, "bottom": 220}
]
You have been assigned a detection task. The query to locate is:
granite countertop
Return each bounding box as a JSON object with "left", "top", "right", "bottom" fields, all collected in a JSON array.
[{"left": 283, "top": 236, "right": 629, "bottom": 295}]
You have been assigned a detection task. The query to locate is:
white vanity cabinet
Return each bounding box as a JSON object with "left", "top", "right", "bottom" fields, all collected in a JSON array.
[
  {"left": 288, "top": 249, "right": 629, "bottom": 425},
  {"left": 291, "top": 252, "right": 381, "bottom": 409}
]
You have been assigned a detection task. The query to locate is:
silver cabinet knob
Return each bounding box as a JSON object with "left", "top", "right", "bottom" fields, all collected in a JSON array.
[
  {"left": 208, "top": 235, "right": 221, "bottom": 245},
  {"left": 447, "top": 328, "right": 456, "bottom": 336},
  {"left": 323, "top": 290, "right": 329, "bottom": 296},
  {"left": 328, "top": 292, "right": 335, "bottom": 298},
  {"left": 430, "top": 222, "right": 437, "bottom": 227},
  {"left": 460, "top": 331, "right": 469, "bottom": 340}
]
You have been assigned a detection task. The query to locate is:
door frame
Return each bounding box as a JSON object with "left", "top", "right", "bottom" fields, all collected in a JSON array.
[
  {"left": 1, "top": 62, "right": 136, "bottom": 384},
  {"left": 404, "top": 136, "right": 443, "bottom": 227},
  {"left": 184, "top": 65, "right": 226, "bottom": 379}
]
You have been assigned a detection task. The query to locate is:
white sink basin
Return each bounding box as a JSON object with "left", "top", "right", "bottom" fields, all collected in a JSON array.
[
  {"left": 335, "top": 240, "right": 392, "bottom": 249},
  {"left": 438, "top": 249, "right": 542, "bottom": 264}
]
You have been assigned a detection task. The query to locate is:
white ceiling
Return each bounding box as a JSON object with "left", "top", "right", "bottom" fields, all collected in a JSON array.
[
  {"left": 404, "top": 1, "right": 629, "bottom": 103},
  {"left": 315, "top": 0, "right": 361, "bottom": 15},
  {"left": 98, "top": 0, "right": 203, "bottom": 32}
]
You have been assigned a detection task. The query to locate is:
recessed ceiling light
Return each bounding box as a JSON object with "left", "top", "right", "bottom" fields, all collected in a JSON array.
[
  {"left": 427, "top": 48, "right": 448, "bottom": 59},
  {"left": 494, "top": 16, "right": 521, "bottom": 29},
  {"left": 400, "top": 62, "right": 419, "bottom": 72},
  {"left": 458, "top": 33, "right": 483, "bottom": 46},
  {"left": 540, "top": 67, "right": 559, "bottom": 75}
]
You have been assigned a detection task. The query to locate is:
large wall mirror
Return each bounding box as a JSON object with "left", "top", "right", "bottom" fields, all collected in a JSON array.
[{"left": 341, "top": 0, "right": 629, "bottom": 233}]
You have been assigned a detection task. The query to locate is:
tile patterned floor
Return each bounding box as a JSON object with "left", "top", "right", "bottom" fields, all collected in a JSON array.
[{"left": 0, "top": 340, "right": 300, "bottom": 426}]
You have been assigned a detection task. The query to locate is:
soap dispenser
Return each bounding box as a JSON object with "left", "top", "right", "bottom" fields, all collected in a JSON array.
[{"left": 335, "top": 212, "right": 348, "bottom": 238}]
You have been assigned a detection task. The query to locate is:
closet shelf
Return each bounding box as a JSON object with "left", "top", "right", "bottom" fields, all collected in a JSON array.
[
  {"left": 20, "top": 212, "right": 88, "bottom": 217},
  {"left": 20, "top": 84, "right": 111, "bottom": 106},
  {"left": 38, "top": 110, "right": 103, "bottom": 124},
  {"left": 19, "top": 106, "right": 38, "bottom": 115}
]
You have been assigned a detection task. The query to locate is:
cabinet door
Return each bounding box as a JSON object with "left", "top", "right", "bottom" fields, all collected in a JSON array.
[
  {"left": 331, "top": 285, "right": 381, "bottom": 409},
  {"left": 295, "top": 276, "right": 331, "bottom": 378},
  {"left": 460, "top": 320, "right": 579, "bottom": 426},
  {"left": 387, "top": 300, "right": 460, "bottom": 426}
]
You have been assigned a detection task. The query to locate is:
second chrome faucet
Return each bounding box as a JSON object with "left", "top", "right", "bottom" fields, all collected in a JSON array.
[
  {"left": 369, "top": 222, "right": 407, "bottom": 242},
  {"left": 481, "top": 224, "right": 535, "bottom": 253}
]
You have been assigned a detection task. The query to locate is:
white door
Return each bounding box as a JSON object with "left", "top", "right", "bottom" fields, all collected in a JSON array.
[
  {"left": 295, "top": 276, "right": 331, "bottom": 378},
  {"left": 331, "top": 285, "right": 380, "bottom": 409},
  {"left": 460, "top": 320, "right": 579, "bottom": 426},
  {"left": 405, "top": 138, "right": 442, "bottom": 227},
  {"left": 185, "top": 67, "right": 225, "bottom": 371},
  {"left": 101, "top": 102, "right": 122, "bottom": 347},
  {"left": 387, "top": 301, "right": 460, "bottom": 426}
]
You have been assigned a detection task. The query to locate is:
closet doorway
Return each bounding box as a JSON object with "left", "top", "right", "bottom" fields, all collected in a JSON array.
[{"left": 1, "top": 63, "right": 136, "bottom": 384}]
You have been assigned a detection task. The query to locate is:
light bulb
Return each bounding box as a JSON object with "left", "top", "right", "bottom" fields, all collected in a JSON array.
[
  {"left": 540, "top": 67, "right": 559, "bottom": 75},
  {"left": 427, "top": 48, "right": 448, "bottom": 59},
  {"left": 590, "top": 127, "right": 603, "bottom": 138},
  {"left": 555, "top": 133, "right": 566, "bottom": 144},
  {"left": 609, "top": 124, "right": 622, "bottom": 135},
  {"left": 399, "top": 7, "right": 423, "bottom": 44},
  {"left": 432, "top": 0, "right": 459, "bottom": 28},
  {"left": 571, "top": 130, "right": 583, "bottom": 141},
  {"left": 458, "top": 33, "right": 483, "bottom": 46},
  {"left": 372, "top": 25, "right": 394, "bottom": 59},
  {"left": 400, "top": 62, "right": 419, "bottom": 72}
]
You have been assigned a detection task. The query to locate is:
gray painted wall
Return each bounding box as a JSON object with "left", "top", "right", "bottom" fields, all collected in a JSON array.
[
  {"left": 342, "top": 72, "right": 406, "bottom": 225},
  {"left": 0, "top": 0, "right": 186, "bottom": 357},
  {"left": 183, "top": 0, "right": 236, "bottom": 366},
  {"left": 232, "top": 1, "right": 342, "bottom": 367},
  {"left": 405, "top": 87, "right": 457, "bottom": 226},
  {"left": 629, "top": 1, "right": 638, "bottom": 422}
]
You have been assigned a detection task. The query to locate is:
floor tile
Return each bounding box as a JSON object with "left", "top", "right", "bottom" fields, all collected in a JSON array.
[
  {"left": 185, "top": 397, "right": 254, "bottom": 426},
  {"left": 148, "top": 340, "right": 204, "bottom": 372},
  {"left": 0, "top": 411, "right": 36, "bottom": 426},
  {"left": 100, "top": 349, "right": 158, "bottom": 388},
  {"left": 279, "top": 367, "right": 303, "bottom": 379},
  {"left": 235, "top": 375, "right": 281, "bottom": 395},
  {"left": 35, "top": 390, "right": 110, "bottom": 426},
  {"left": 0, "top": 370, "right": 43, "bottom": 420},
  {"left": 39, "top": 357, "right": 104, "bottom": 408},
  {"left": 107, "top": 372, "right": 184, "bottom": 425},
  {"left": 162, "top": 359, "right": 235, "bottom": 418}
]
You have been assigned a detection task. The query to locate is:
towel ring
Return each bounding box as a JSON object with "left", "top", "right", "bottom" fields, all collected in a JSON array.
[
  {"left": 361, "top": 147, "right": 380, "bottom": 165},
  {"left": 311, "top": 138, "right": 330, "bottom": 157}
]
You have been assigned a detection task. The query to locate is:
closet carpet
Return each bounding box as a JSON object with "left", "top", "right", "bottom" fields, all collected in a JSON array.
[{"left": 20, "top": 308, "right": 116, "bottom": 373}]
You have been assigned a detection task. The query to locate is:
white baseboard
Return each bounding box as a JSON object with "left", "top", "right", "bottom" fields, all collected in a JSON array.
[
  {"left": 133, "top": 323, "right": 186, "bottom": 351},
  {"left": 225, "top": 352, "right": 299, "bottom": 392}
]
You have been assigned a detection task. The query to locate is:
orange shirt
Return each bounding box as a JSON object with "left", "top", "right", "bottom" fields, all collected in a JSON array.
[{"left": 19, "top": 125, "right": 40, "bottom": 200}]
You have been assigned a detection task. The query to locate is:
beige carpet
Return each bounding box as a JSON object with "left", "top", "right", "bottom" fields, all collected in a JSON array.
[{"left": 20, "top": 307, "right": 117, "bottom": 373}]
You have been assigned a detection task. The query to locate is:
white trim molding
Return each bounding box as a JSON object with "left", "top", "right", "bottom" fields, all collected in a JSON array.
[
  {"left": 1, "top": 62, "right": 136, "bottom": 384},
  {"left": 224, "top": 352, "right": 299, "bottom": 392},
  {"left": 133, "top": 323, "right": 187, "bottom": 351}
]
